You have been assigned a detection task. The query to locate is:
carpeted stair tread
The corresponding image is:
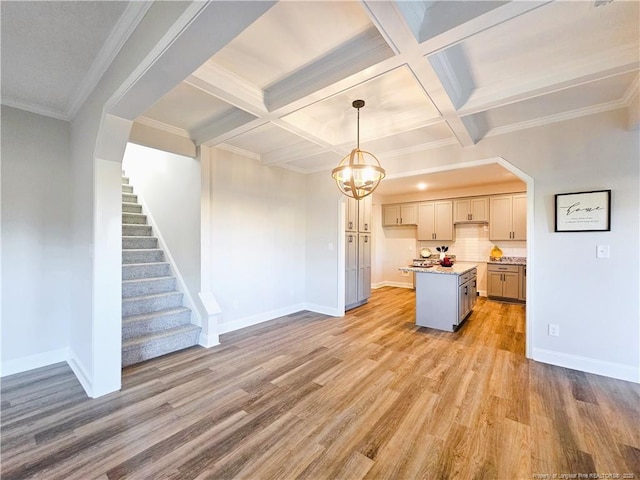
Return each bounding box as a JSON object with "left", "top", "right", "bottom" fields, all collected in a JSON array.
[
  {"left": 122, "top": 224, "right": 153, "bottom": 236},
  {"left": 122, "top": 202, "right": 142, "bottom": 214},
  {"left": 122, "top": 324, "right": 200, "bottom": 348},
  {"left": 123, "top": 305, "right": 190, "bottom": 323},
  {"left": 123, "top": 236, "right": 158, "bottom": 249},
  {"left": 122, "top": 262, "right": 171, "bottom": 280},
  {"left": 122, "top": 275, "right": 176, "bottom": 297},
  {"left": 121, "top": 325, "right": 201, "bottom": 366},
  {"left": 120, "top": 174, "right": 200, "bottom": 367},
  {"left": 122, "top": 249, "right": 164, "bottom": 264},
  {"left": 122, "top": 213, "right": 147, "bottom": 224},
  {"left": 122, "top": 307, "right": 192, "bottom": 341},
  {"left": 122, "top": 291, "right": 183, "bottom": 313}
]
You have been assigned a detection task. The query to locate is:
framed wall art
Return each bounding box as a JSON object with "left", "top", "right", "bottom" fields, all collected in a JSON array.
[{"left": 555, "top": 190, "right": 611, "bottom": 232}]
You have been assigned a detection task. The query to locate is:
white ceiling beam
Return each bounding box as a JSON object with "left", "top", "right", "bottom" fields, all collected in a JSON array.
[
  {"left": 194, "top": 110, "right": 263, "bottom": 147},
  {"left": 362, "top": 0, "right": 476, "bottom": 146},
  {"left": 266, "top": 27, "right": 393, "bottom": 112},
  {"left": 110, "top": 1, "right": 277, "bottom": 120},
  {"left": 187, "top": 62, "right": 268, "bottom": 116}
]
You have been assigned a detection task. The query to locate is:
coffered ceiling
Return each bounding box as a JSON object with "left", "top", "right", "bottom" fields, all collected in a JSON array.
[
  {"left": 136, "top": 0, "right": 638, "bottom": 177},
  {"left": 2, "top": 0, "right": 639, "bottom": 191}
]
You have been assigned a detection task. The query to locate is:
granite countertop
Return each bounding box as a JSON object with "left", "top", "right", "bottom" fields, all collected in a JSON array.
[
  {"left": 487, "top": 256, "right": 526, "bottom": 265},
  {"left": 400, "top": 262, "right": 478, "bottom": 276}
]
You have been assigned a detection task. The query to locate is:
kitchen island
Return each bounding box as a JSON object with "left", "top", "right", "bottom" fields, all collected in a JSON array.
[{"left": 400, "top": 262, "right": 478, "bottom": 332}]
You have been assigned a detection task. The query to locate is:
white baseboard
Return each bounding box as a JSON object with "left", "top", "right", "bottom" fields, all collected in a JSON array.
[
  {"left": 67, "top": 350, "right": 94, "bottom": 397},
  {"left": 217, "top": 303, "right": 307, "bottom": 334},
  {"left": 0, "top": 348, "right": 95, "bottom": 397},
  {"left": 198, "top": 332, "right": 220, "bottom": 348},
  {"left": 1, "top": 348, "right": 69, "bottom": 377},
  {"left": 533, "top": 348, "right": 639, "bottom": 383},
  {"left": 304, "top": 303, "right": 342, "bottom": 317}
]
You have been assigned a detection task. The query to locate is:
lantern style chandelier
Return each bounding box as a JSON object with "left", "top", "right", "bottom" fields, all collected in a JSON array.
[{"left": 331, "top": 100, "right": 385, "bottom": 200}]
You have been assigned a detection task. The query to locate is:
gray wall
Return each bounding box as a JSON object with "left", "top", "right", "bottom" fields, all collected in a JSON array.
[{"left": 1, "top": 106, "right": 72, "bottom": 371}]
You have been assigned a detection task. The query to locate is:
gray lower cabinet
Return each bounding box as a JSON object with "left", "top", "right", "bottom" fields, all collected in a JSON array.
[
  {"left": 415, "top": 268, "right": 477, "bottom": 331},
  {"left": 487, "top": 264, "right": 523, "bottom": 301},
  {"left": 346, "top": 232, "right": 371, "bottom": 310}
]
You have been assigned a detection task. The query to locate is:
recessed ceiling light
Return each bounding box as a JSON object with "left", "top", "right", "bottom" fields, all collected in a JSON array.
[{"left": 417, "top": 182, "right": 427, "bottom": 190}]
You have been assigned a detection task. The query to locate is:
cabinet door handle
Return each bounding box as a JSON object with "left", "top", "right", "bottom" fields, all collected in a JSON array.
[
  {"left": 400, "top": 217, "right": 403, "bottom": 224},
  {"left": 465, "top": 286, "right": 468, "bottom": 295},
  {"left": 364, "top": 236, "right": 368, "bottom": 243},
  {"left": 348, "top": 235, "right": 353, "bottom": 243},
  {"left": 348, "top": 221, "right": 353, "bottom": 229},
  {"left": 364, "top": 223, "right": 368, "bottom": 231}
]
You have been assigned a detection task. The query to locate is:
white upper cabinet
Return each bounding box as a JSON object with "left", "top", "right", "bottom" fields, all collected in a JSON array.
[
  {"left": 382, "top": 203, "right": 417, "bottom": 226},
  {"left": 454, "top": 197, "right": 489, "bottom": 223},
  {"left": 489, "top": 194, "right": 526, "bottom": 240},
  {"left": 417, "top": 201, "right": 453, "bottom": 241}
]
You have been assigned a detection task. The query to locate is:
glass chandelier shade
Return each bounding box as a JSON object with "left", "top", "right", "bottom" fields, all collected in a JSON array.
[{"left": 331, "top": 100, "right": 385, "bottom": 200}]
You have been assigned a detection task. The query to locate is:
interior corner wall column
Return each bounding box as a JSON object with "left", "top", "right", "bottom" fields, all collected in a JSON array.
[
  {"left": 197, "top": 146, "right": 221, "bottom": 348},
  {"left": 90, "top": 114, "right": 133, "bottom": 397}
]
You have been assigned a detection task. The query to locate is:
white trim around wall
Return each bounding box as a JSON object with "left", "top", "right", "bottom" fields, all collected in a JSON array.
[
  {"left": 533, "top": 348, "right": 639, "bottom": 384},
  {"left": 1, "top": 348, "right": 69, "bottom": 378}
]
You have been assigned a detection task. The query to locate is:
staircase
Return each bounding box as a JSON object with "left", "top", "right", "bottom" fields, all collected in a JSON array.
[{"left": 121, "top": 175, "right": 201, "bottom": 367}]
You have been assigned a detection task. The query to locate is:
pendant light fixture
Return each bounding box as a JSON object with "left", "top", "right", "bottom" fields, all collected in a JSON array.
[{"left": 332, "top": 100, "right": 385, "bottom": 200}]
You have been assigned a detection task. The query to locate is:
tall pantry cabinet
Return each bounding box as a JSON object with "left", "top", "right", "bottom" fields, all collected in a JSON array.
[{"left": 345, "top": 196, "right": 372, "bottom": 310}]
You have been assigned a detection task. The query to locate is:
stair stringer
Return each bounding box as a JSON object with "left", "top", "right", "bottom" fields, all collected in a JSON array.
[{"left": 132, "top": 192, "right": 203, "bottom": 331}]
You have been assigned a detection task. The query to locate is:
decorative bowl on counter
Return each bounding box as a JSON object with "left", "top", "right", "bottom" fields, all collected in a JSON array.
[{"left": 439, "top": 257, "right": 454, "bottom": 267}]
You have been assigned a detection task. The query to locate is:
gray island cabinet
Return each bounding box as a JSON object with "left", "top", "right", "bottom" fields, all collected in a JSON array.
[{"left": 400, "top": 263, "right": 478, "bottom": 332}]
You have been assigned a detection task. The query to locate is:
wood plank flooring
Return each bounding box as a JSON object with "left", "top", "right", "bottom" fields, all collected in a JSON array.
[{"left": 2, "top": 287, "right": 639, "bottom": 479}]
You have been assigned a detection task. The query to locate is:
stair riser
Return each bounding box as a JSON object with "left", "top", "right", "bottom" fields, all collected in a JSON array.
[
  {"left": 122, "top": 310, "right": 191, "bottom": 340},
  {"left": 122, "top": 292, "right": 183, "bottom": 316},
  {"left": 123, "top": 225, "right": 152, "bottom": 236},
  {"left": 122, "top": 185, "right": 134, "bottom": 194},
  {"left": 122, "top": 177, "right": 130, "bottom": 185},
  {"left": 122, "top": 203, "right": 142, "bottom": 214},
  {"left": 122, "top": 328, "right": 200, "bottom": 367},
  {"left": 123, "top": 250, "right": 164, "bottom": 264},
  {"left": 123, "top": 214, "right": 147, "bottom": 225},
  {"left": 123, "top": 237, "right": 158, "bottom": 249},
  {"left": 123, "top": 277, "right": 176, "bottom": 298},
  {"left": 122, "top": 263, "right": 171, "bottom": 280}
]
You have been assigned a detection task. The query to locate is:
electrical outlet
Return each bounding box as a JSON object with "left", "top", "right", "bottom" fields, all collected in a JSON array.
[{"left": 548, "top": 324, "right": 560, "bottom": 337}]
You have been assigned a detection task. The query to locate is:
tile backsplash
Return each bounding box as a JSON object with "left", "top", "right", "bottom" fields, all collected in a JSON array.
[{"left": 416, "top": 224, "right": 526, "bottom": 262}]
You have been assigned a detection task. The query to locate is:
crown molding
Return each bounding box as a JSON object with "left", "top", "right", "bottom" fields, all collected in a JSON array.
[
  {"left": 66, "top": 1, "right": 152, "bottom": 120},
  {"left": 135, "top": 116, "right": 192, "bottom": 139},
  {"left": 216, "top": 143, "right": 261, "bottom": 161},
  {"left": 622, "top": 73, "right": 640, "bottom": 107},
  {"left": 1, "top": 97, "right": 69, "bottom": 121}
]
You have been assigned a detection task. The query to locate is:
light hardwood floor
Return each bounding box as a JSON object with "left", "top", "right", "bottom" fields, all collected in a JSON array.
[{"left": 2, "top": 287, "right": 639, "bottom": 479}]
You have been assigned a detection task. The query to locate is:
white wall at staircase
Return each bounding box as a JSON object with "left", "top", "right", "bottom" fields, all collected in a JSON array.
[
  {"left": 206, "top": 147, "right": 306, "bottom": 332},
  {"left": 1, "top": 107, "right": 72, "bottom": 374},
  {"left": 122, "top": 142, "right": 202, "bottom": 321}
]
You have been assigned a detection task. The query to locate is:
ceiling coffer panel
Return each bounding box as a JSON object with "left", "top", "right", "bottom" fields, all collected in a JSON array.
[
  {"left": 281, "top": 66, "right": 441, "bottom": 147},
  {"left": 141, "top": 82, "right": 236, "bottom": 133}
]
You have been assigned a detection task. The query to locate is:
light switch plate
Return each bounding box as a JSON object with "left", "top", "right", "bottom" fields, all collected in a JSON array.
[{"left": 596, "top": 245, "right": 610, "bottom": 258}]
